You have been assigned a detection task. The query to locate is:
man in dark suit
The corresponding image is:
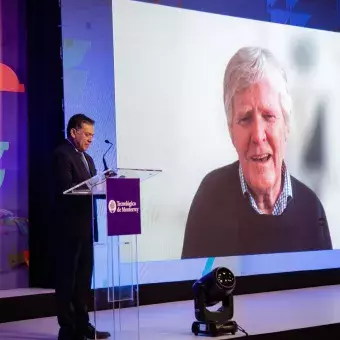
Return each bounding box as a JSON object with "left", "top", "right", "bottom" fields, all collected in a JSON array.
[{"left": 52, "top": 114, "right": 110, "bottom": 340}]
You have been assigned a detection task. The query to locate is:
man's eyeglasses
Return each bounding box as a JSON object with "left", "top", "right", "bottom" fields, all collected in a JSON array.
[{"left": 75, "top": 129, "right": 94, "bottom": 139}]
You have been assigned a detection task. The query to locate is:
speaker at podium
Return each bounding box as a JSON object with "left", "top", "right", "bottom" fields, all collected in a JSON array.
[{"left": 64, "top": 167, "right": 162, "bottom": 340}]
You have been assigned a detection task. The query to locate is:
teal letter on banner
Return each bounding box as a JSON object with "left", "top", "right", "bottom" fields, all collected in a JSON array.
[{"left": 0, "top": 142, "right": 9, "bottom": 188}]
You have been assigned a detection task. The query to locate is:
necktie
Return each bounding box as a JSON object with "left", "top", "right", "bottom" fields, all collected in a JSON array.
[{"left": 81, "top": 152, "right": 91, "bottom": 175}]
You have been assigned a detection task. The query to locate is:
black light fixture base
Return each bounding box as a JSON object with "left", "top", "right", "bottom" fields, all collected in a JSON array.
[{"left": 192, "top": 320, "right": 238, "bottom": 337}]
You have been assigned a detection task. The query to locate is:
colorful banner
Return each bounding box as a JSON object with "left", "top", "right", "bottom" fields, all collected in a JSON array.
[
  {"left": 106, "top": 178, "right": 141, "bottom": 236},
  {"left": 0, "top": 0, "right": 28, "bottom": 289}
]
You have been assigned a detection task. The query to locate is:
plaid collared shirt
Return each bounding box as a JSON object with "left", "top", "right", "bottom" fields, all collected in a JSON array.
[{"left": 239, "top": 162, "right": 293, "bottom": 216}]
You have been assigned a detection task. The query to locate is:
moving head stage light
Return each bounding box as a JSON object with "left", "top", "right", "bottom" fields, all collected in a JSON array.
[{"left": 191, "top": 267, "right": 247, "bottom": 337}]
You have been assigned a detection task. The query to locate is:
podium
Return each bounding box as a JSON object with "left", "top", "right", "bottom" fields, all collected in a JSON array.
[{"left": 63, "top": 168, "right": 161, "bottom": 340}]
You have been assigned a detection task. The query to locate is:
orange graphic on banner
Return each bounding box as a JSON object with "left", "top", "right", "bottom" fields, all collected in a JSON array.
[{"left": 0, "top": 63, "right": 25, "bottom": 92}]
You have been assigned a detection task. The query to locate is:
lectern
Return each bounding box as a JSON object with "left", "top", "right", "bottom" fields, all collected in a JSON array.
[{"left": 63, "top": 168, "right": 161, "bottom": 340}]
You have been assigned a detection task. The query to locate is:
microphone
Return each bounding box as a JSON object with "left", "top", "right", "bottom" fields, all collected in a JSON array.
[{"left": 103, "top": 139, "right": 113, "bottom": 171}]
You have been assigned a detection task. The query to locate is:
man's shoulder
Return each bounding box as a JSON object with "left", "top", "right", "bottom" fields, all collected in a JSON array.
[
  {"left": 196, "top": 161, "right": 240, "bottom": 198},
  {"left": 54, "top": 140, "right": 72, "bottom": 155},
  {"left": 191, "top": 161, "right": 241, "bottom": 211},
  {"left": 202, "top": 161, "right": 239, "bottom": 185},
  {"left": 53, "top": 140, "right": 75, "bottom": 163},
  {"left": 290, "top": 175, "right": 323, "bottom": 205}
]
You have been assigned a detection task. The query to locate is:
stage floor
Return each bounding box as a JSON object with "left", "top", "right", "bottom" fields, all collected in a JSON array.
[{"left": 1, "top": 285, "right": 340, "bottom": 339}]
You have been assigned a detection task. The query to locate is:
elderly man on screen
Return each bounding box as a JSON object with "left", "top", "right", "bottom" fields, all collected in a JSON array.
[{"left": 181, "top": 46, "right": 332, "bottom": 259}]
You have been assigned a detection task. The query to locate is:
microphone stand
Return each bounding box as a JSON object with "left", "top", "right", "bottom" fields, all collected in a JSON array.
[
  {"left": 103, "top": 140, "right": 116, "bottom": 177},
  {"left": 103, "top": 140, "right": 113, "bottom": 171}
]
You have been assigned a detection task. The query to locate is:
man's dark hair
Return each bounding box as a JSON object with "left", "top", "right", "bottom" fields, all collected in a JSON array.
[{"left": 67, "top": 114, "right": 95, "bottom": 137}]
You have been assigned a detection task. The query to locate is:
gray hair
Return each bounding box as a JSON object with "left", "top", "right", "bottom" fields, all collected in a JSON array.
[{"left": 223, "top": 46, "right": 292, "bottom": 131}]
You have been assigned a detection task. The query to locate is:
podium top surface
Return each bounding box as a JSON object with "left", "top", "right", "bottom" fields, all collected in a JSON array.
[{"left": 63, "top": 168, "right": 161, "bottom": 196}]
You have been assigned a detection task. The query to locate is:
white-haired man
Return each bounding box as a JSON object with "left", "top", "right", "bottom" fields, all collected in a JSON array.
[{"left": 182, "top": 46, "right": 332, "bottom": 259}]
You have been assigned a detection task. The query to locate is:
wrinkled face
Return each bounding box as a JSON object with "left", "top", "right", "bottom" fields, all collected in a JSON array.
[
  {"left": 70, "top": 123, "right": 94, "bottom": 152},
  {"left": 230, "top": 77, "right": 288, "bottom": 193}
]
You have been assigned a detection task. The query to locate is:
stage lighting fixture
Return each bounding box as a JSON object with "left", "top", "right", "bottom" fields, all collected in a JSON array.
[{"left": 191, "top": 267, "right": 246, "bottom": 337}]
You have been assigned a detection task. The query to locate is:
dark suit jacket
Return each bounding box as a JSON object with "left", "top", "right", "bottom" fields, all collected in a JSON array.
[{"left": 52, "top": 139, "right": 97, "bottom": 240}]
